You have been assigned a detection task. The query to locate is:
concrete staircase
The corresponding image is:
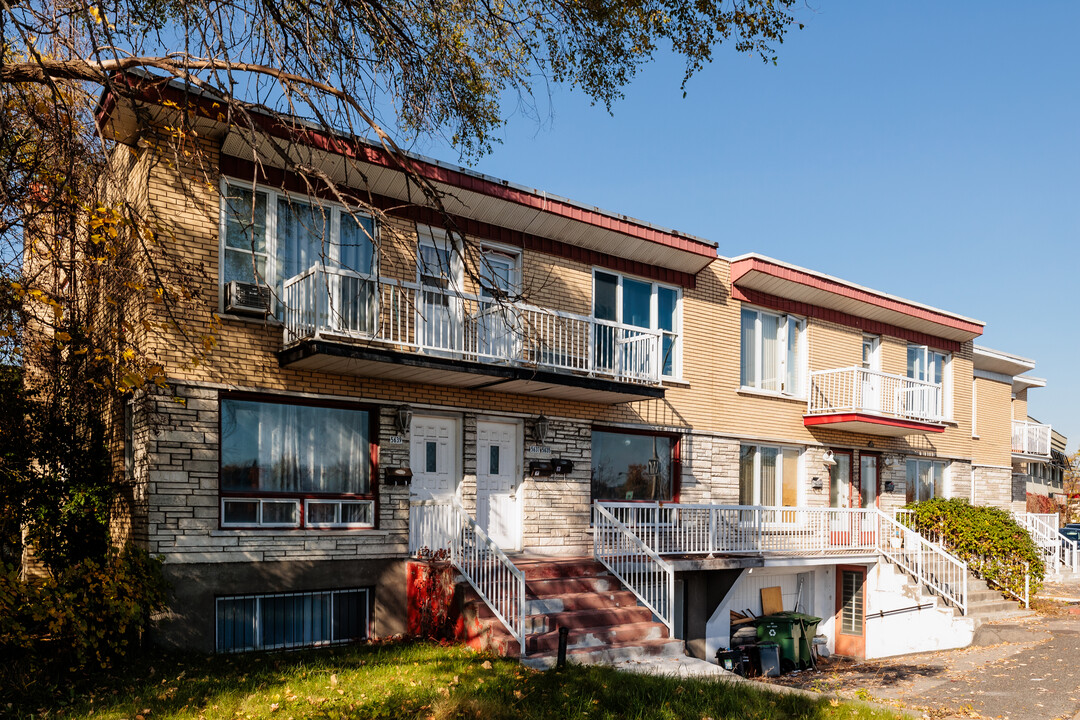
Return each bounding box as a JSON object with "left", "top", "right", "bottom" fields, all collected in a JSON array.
[
  {"left": 457, "top": 556, "right": 684, "bottom": 668},
  {"left": 964, "top": 574, "right": 1033, "bottom": 624}
]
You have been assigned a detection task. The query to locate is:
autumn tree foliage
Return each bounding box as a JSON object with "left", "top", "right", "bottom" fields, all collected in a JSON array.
[{"left": 0, "top": 0, "right": 804, "bottom": 568}]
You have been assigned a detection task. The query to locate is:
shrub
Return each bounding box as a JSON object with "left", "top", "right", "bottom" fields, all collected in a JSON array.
[
  {"left": 0, "top": 545, "right": 168, "bottom": 697},
  {"left": 904, "top": 498, "right": 1044, "bottom": 601}
]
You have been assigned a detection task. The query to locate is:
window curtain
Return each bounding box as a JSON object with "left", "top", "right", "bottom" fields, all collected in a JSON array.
[
  {"left": 739, "top": 446, "right": 756, "bottom": 505},
  {"left": 760, "top": 313, "right": 780, "bottom": 391},
  {"left": 276, "top": 199, "right": 328, "bottom": 291},
  {"left": 336, "top": 213, "right": 375, "bottom": 275},
  {"left": 740, "top": 309, "right": 758, "bottom": 387},
  {"left": 221, "top": 399, "right": 369, "bottom": 495}
]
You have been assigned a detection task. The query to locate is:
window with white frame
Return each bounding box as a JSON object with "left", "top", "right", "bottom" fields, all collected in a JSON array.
[
  {"left": 907, "top": 344, "right": 950, "bottom": 418},
  {"left": 906, "top": 458, "right": 947, "bottom": 503},
  {"left": 592, "top": 270, "right": 681, "bottom": 379},
  {"left": 739, "top": 444, "right": 801, "bottom": 508},
  {"left": 220, "top": 396, "right": 374, "bottom": 529},
  {"left": 220, "top": 182, "right": 377, "bottom": 324},
  {"left": 216, "top": 587, "right": 370, "bottom": 652},
  {"left": 740, "top": 307, "right": 806, "bottom": 396}
]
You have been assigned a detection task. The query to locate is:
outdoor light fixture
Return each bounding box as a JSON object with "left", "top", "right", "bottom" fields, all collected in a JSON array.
[
  {"left": 532, "top": 414, "right": 551, "bottom": 444},
  {"left": 822, "top": 450, "right": 837, "bottom": 467},
  {"left": 395, "top": 404, "right": 413, "bottom": 435}
]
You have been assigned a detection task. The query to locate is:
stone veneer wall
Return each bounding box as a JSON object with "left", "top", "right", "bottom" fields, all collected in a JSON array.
[
  {"left": 145, "top": 384, "right": 410, "bottom": 564},
  {"left": 973, "top": 465, "right": 1022, "bottom": 513}
]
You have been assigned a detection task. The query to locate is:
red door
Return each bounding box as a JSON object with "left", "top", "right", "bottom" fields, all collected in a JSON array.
[{"left": 835, "top": 565, "right": 867, "bottom": 658}]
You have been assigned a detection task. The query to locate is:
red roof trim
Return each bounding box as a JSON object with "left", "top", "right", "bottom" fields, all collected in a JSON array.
[
  {"left": 731, "top": 257, "right": 983, "bottom": 337},
  {"left": 803, "top": 413, "right": 946, "bottom": 434},
  {"left": 733, "top": 285, "right": 963, "bottom": 353},
  {"left": 220, "top": 155, "right": 697, "bottom": 289},
  {"left": 100, "top": 77, "right": 717, "bottom": 262}
]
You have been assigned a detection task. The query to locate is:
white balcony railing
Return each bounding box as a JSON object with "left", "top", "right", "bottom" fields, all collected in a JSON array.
[
  {"left": 1012, "top": 420, "right": 1051, "bottom": 457},
  {"left": 596, "top": 502, "right": 882, "bottom": 556},
  {"left": 282, "top": 264, "right": 666, "bottom": 386},
  {"left": 593, "top": 502, "right": 968, "bottom": 617},
  {"left": 808, "top": 366, "right": 944, "bottom": 423}
]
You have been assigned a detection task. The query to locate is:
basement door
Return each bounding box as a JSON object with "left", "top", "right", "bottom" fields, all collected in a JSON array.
[
  {"left": 835, "top": 565, "right": 867, "bottom": 659},
  {"left": 475, "top": 420, "right": 522, "bottom": 551}
]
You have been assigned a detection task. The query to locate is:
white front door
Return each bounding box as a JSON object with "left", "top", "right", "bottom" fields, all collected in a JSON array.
[
  {"left": 475, "top": 420, "right": 522, "bottom": 551},
  {"left": 410, "top": 415, "right": 461, "bottom": 555},
  {"left": 410, "top": 415, "right": 460, "bottom": 500}
]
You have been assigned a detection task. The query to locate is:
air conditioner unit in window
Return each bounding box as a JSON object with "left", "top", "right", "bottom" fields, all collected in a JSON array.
[{"left": 225, "top": 281, "right": 271, "bottom": 316}]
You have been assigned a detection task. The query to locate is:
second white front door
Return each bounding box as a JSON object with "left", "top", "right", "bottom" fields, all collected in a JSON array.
[
  {"left": 475, "top": 420, "right": 522, "bottom": 551},
  {"left": 410, "top": 415, "right": 460, "bottom": 500}
]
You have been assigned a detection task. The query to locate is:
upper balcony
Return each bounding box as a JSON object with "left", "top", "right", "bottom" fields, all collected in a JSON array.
[
  {"left": 277, "top": 264, "right": 668, "bottom": 404},
  {"left": 1012, "top": 420, "right": 1051, "bottom": 461},
  {"left": 805, "top": 367, "right": 946, "bottom": 436}
]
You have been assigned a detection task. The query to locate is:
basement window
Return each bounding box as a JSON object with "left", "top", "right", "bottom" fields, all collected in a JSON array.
[{"left": 216, "top": 587, "right": 370, "bottom": 652}]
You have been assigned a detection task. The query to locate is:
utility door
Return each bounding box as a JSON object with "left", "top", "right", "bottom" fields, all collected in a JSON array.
[
  {"left": 835, "top": 565, "right": 867, "bottom": 658},
  {"left": 860, "top": 335, "right": 882, "bottom": 412},
  {"left": 475, "top": 419, "right": 522, "bottom": 550}
]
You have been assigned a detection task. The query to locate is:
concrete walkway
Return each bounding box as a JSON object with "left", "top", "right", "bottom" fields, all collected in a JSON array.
[{"left": 756, "top": 606, "right": 1080, "bottom": 719}]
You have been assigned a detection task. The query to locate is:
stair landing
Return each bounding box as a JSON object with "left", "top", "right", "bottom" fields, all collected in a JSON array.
[{"left": 458, "top": 555, "right": 685, "bottom": 668}]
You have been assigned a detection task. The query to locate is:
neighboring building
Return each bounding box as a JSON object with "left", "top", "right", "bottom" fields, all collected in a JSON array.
[{"left": 79, "top": 79, "right": 1065, "bottom": 663}]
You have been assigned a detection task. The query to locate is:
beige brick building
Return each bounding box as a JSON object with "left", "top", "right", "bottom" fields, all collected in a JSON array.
[{"left": 95, "top": 80, "right": 1062, "bottom": 660}]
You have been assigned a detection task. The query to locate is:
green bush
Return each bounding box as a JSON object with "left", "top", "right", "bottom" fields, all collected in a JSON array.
[
  {"left": 0, "top": 545, "right": 168, "bottom": 697},
  {"left": 904, "top": 498, "right": 1044, "bottom": 600}
]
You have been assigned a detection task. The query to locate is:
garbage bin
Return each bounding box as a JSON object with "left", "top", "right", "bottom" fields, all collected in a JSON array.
[
  {"left": 757, "top": 642, "right": 781, "bottom": 677},
  {"left": 756, "top": 611, "right": 822, "bottom": 671},
  {"left": 715, "top": 648, "right": 743, "bottom": 675}
]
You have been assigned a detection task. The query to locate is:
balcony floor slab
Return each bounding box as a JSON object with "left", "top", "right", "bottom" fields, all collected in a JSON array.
[
  {"left": 804, "top": 412, "right": 946, "bottom": 437},
  {"left": 279, "top": 339, "right": 665, "bottom": 404}
]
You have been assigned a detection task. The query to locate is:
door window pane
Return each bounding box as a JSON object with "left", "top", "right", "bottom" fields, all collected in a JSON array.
[
  {"left": 489, "top": 445, "right": 500, "bottom": 475},
  {"left": 781, "top": 448, "right": 800, "bottom": 508},
  {"left": 591, "top": 431, "right": 672, "bottom": 502},
  {"left": 740, "top": 309, "right": 758, "bottom": 387},
  {"left": 426, "top": 441, "right": 438, "bottom": 473},
  {"left": 860, "top": 456, "right": 878, "bottom": 508},
  {"left": 336, "top": 213, "right": 375, "bottom": 275},
  {"left": 277, "top": 198, "right": 329, "bottom": 287},
  {"left": 593, "top": 272, "right": 618, "bottom": 321},
  {"left": 840, "top": 570, "right": 864, "bottom": 635},
  {"left": 657, "top": 287, "right": 677, "bottom": 332},
  {"left": 739, "top": 446, "right": 756, "bottom": 505},
  {"left": 830, "top": 453, "right": 851, "bottom": 508},
  {"left": 622, "top": 278, "right": 652, "bottom": 329}
]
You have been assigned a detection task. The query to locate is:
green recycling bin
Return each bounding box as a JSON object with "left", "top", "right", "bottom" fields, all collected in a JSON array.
[{"left": 755, "top": 612, "right": 821, "bottom": 671}]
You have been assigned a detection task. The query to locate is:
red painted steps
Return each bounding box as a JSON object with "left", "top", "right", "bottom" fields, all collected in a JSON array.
[{"left": 456, "top": 556, "right": 684, "bottom": 668}]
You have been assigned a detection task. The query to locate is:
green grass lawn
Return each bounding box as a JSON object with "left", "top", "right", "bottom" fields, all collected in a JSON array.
[{"left": 12, "top": 641, "right": 905, "bottom": 720}]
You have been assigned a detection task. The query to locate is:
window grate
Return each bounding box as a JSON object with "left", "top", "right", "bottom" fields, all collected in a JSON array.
[{"left": 216, "top": 587, "right": 370, "bottom": 653}]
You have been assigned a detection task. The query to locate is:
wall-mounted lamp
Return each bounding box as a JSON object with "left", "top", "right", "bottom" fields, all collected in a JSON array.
[
  {"left": 532, "top": 414, "right": 551, "bottom": 444},
  {"left": 884, "top": 456, "right": 895, "bottom": 467},
  {"left": 395, "top": 404, "right": 413, "bottom": 436},
  {"left": 867, "top": 440, "right": 875, "bottom": 448},
  {"left": 822, "top": 450, "right": 837, "bottom": 467}
]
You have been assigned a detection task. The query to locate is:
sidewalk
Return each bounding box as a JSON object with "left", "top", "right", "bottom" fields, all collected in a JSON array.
[{"left": 753, "top": 592, "right": 1080, "bottom": 720}]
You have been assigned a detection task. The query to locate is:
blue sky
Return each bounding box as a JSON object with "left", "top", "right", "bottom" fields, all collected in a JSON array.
[{"left": 408, "top": 2, "right": 1080, "bottom": 450}]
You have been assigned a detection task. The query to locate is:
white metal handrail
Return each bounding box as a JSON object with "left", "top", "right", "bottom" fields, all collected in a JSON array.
[
  {"left": 1015, "top": 512, "right": 1062, "bottom": 573},
  {"left": 1012, "top": 420, "right": 1052, "bottom": 457},
  {"left": 877, "top": 510, "right": 968, "bottom": 614},
  {"left": 282, "top": 264, "right": 666, "bottom": 385},
  {"left": 408, "top": 498, "right": 526, "bottom": 655},
  {"left": 597, "top": 501, "right": 881, "bottom": 555},
  {"left": 593, "top": 502, "right": 675, "bottom": 632},
  {"left": 808, "top": 366, "right": 944, "bottom": 423}
]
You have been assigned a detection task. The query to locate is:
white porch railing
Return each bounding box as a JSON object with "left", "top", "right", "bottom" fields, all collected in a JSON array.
[
  {"left": 593, "top": 502, "right": 675, "bottom": 631},
  {"left": 1012, "top": 421, "right": 1052, "bottom": 457},
  {"left": 1015, "top": 512, "right": 1062, "bottom": 573},
  {"left": 409, "top": 498, "right": 526, "bottom": 655},
  {"left": 596, "top": 502, "right": 881, "bottom": 555},
  {"left": 282, "top": 264, "right": 666, "bottom": 386},
  {"left": 808, "top": 366, "right": 944, "bottom": 423},
  {"left": 878, "top": 510, "right": 967, "bottom": 613}
]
